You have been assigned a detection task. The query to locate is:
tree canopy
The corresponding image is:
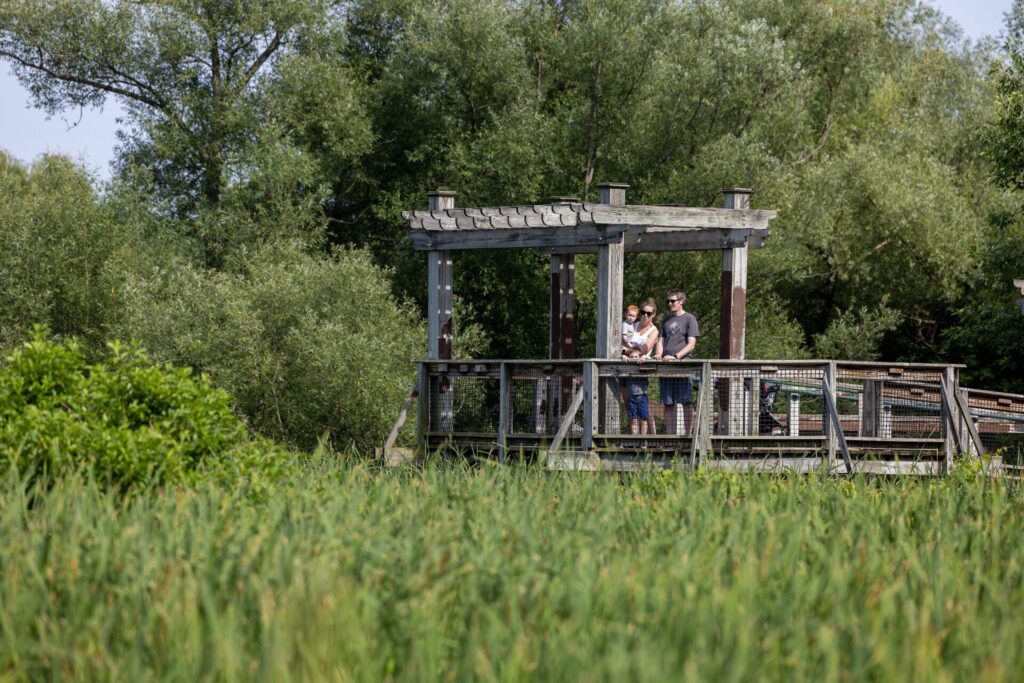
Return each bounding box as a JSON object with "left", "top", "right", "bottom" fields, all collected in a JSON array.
[{"left": 1, "top": 0, "right": 1022, "bottom": 445}]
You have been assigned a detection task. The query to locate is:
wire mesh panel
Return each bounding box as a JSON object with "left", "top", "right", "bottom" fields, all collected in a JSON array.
[
  {"left": 966, "top": 389, "right": 1024, "bottom": 463},
  {"left": 507, "top": 362, "right": 584, "bottom": 437},
  {"left": 835, "top": 365, "right": 944, "bottom": 440},
  {"left": 709, "top": 363, "right": 827, "bottom": 437},
  {"left": 597, "top": 361, "right": 703, "bottom": 437},
  {"left": 423, "top": 362, "right": 500, "bottom": 434}
]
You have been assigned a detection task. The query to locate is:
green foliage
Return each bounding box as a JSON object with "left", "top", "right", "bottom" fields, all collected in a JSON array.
[
  {"left": 0, "top": 332, "right": 283, "bottom": 490},
  {"left": 115, "top": 242, "right": 429, "bottom": 451},
  {"left": 0, "top": 153, "right": 129, "bottom": 349},
  {"left": 812, "top": 303, "right": 902, "bottom": 361},
  {"left": 3, "top": 464, "right": 1024, "bottom": 680}
]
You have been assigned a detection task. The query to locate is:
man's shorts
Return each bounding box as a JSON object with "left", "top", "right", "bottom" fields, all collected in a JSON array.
[
  {"left": 627, "top": 394, "right": 650, "bottom": 420},
  {"left": 659, "top": 377, "right": 692, "bottom": 405}
]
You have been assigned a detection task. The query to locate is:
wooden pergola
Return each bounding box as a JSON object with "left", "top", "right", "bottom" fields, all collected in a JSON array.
[
  {"left": 402, "top": 183, "right": 777, "bottom": 362},
  {"left": 380, "top": 184, "right": 1020, "bottom": 474}
]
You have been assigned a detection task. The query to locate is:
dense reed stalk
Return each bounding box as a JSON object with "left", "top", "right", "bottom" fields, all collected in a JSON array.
[{"left": 1, "top": 461, "right": 1021, "bottom": 682}]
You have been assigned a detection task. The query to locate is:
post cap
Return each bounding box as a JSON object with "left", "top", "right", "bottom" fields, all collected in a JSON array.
[
  {"left": 721, "top": 187, "right": 754, "bottom": 195},
  {"left": 548, "top": 195, "right": 581, "bottom": 204},
  {"left": 595, "top": 182, "right": 630, "bottom": 189},
  {"left": 426, "top": 188, "right": 458, "bottom": 197}
]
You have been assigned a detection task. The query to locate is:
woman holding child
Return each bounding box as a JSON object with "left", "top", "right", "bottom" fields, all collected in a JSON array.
[{"left": 621, "top": 298, "right": 660, "bottom": 435}]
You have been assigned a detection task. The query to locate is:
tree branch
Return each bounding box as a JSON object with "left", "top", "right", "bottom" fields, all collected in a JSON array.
[
  {"left": 240, "top": 32, "right": 283, "bottom": 87},
  {"left": 2, "top": 48, "right": 164, "bottom": 110}
]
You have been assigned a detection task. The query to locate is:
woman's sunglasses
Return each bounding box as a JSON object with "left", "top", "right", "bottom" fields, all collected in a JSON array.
[{"left": 640, "top": 310, "right": 655, "bottom": 317}]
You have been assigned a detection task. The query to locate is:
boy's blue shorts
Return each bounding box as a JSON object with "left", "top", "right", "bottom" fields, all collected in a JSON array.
[{"left": 627, "top": 394, "right": 650, "bottom": 420}]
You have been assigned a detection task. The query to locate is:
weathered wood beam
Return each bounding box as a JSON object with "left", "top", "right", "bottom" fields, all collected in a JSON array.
[
  {"left": 409, "top": 225, "right": 628, "bottom": 251},
  {"left": 535, "top": 228, "right": 768, "bottom": 254},
  {"left": 588, "top": 204, "right": 776, "bottom": 229},
  {"left": 547, "top": 385, "right": 585, "bottom": 455},
  {"left": 953, "top": 387, "right": 986, "bottom": 457},
  {"left": 823, "top": 373, "right": 854, "bottom": 474}
]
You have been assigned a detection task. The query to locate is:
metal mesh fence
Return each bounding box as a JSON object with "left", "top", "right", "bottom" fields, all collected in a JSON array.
[
  {"left": 965, "top": 389, "right": 1024, "bottom": 462},
  {"left": 710, "top": 364, "right": 827, "bottom": 437},
  {"left": 413, "top": 360, "right": 982, "bottom": 468},
  {"left": 423, "top": 362, "right": 500, "bottom": 434},
  {"left": 835, "top": 366, "right": 944, "bottom": 440},
  {"left": 597, "top": 362, "right": 702, "bottom": 436},
  {"left": 507, "top": 363, "right": 584, "bottom": 437}
]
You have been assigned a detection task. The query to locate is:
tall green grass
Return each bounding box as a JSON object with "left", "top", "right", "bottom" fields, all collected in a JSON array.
[{"left": 1, "top": 462, "right": 1022, "bottom": 681}]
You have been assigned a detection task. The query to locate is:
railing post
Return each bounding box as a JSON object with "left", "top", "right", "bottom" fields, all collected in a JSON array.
[
  {"left": 825, "top": 362, "right": 838, "bottom": 471},
  {"left": 701, "top": 361, "right": 712, "bottom": 464},
  {"left": 788, "top": 392, "right": 801, "bottom": 436},
  {"left": 583, "top": 360, "right": 598, "bottom": 452},
  {"left": 942, "top": 366, "right": 956, "bottom": 472},
  {"left": 417, "top": 362, "right": 429, "bottom": 456},
  {"left": 498, "top": 362, "right": 510, "bottom": 463}
]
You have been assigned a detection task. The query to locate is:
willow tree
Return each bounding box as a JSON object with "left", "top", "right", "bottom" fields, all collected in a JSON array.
[{"left": 0, "top": 0, "right": 333, "bottom": 209}]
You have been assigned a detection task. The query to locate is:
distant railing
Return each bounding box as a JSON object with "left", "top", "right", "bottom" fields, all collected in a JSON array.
[{"left": 413, "top": 359, "right": 1007, "bottom": 474}]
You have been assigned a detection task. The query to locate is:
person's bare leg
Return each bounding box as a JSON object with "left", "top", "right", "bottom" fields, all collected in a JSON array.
[
  {"left": 683, "top": 403, "right": 694, "bottom": 436},
  {"left": 640, "top": 416, "right": 649, "bottom": 435},
  {"left": 664, "top": 404, "right": 678, "bottom": 435},
  {"left": 631, "top": 418, "right": 640, "bottom": 435},
  {"left": 647, "top": 415, "right": 656, "bottom": 435}
]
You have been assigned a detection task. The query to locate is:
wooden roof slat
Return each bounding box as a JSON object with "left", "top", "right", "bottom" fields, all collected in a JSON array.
[{"left": 404, "top": 201, "right": 777, "bottom": 251}]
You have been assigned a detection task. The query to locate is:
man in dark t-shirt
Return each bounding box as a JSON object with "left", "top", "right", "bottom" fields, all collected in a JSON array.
[{"left": 655, "top": 289, "right": 699, "bottom": 435}]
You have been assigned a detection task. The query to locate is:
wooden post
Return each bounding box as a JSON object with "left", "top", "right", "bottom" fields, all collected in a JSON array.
[
  {"left": 719, "top": 188, "right": 751, "bottom": 436},
  {"left": 499, "top": 362, "right": 510, "bottom": 463},
  {"left": 862, "top": 379, "right": 883, "bottom": 437},
  {"left": 595, "top": 183, "right": 627, "bottom": 359},
  {"left": 416, "top": 362, "right": 429, "bottom": 456},
  {"left": 427, "top": 190, "right": 455, "bottom": 436},
  {"left": 548, "top": 198, "right": 578, "bottom": 433},
  {"left": 595, "top": 183, "right": 626, "bottom": 435},
  {"left": 825, "top": 362, "right": 838, "bottom": 471},
  {"left": 942, "top": 366, "right": 955, "bottom": 472},
  {"left": 720, "top": 188, "right": 751, "bottom": 360},
  {"left": 427, "top": 190, "right": 456, "bottom": 360},
  {"left": 549, "top": 197, "right": 578, "bottom": 360},
  {"left": 582, "top": 361, "right": 598, "bottom": 451}
]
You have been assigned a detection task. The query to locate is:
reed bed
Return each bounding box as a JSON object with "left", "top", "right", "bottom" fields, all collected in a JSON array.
[{"left": 1, "top": 460, "right": 1022, "bottom": 682}]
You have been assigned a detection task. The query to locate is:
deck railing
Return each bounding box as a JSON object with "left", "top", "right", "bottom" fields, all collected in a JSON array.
[{"left": 411, "top": 359, "right": 1022, "bottom": 474}]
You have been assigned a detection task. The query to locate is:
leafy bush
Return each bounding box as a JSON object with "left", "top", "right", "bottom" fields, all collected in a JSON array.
[
  {"left": 0, "top": 332, "right": 286, "bottom": 490},
  {"left": 116, "top": 242, "right": 430, "bottom": 451},
  {"left": 0, "top": 153, "right": 131, "bottom": 349}
]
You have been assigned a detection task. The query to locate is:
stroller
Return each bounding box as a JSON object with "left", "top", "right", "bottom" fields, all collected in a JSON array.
[{"left": 758, "top": 381, "right": 786, "bottom": 435}]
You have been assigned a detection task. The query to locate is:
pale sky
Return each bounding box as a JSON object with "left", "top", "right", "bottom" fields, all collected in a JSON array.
[{"left": 0, "top": 0, "right": 1014, "bottom": 178}]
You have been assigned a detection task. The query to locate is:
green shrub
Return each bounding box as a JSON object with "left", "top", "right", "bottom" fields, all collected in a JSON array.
[
  {"left": 0, "top": 153, "right": 131, "bottom": 349},
  {"left": 0, "top": 332, "right": 286, "bottom": 490},
  {"left": 116, "top": 242, "right": 431, "bottom": 451}
]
